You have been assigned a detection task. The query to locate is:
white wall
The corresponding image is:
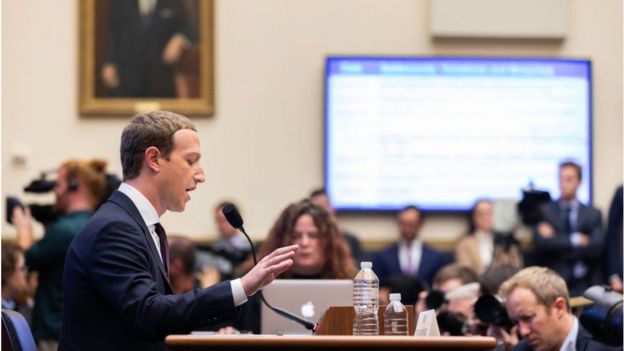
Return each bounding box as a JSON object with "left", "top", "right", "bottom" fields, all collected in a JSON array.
[{"left": 2, "top": 0, "right": 622, "bottom": 244}]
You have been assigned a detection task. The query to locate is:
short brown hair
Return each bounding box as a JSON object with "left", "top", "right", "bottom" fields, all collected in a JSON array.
[
  {"left": 559, "top": 161, "right": 582, "bottom": 181},
  {"left": 168, "top": 236, "right": 197, "bottom": 275},
  {"left": 433, "top": 263, "right": 479, "bottom": 288},
  {"left": 61, "top": 158, "right": 108, "bottom": 208},
  {"left": 499, "top": 266, "right": 569, "bottom": 310},
  {"left": 1, "top": 243, "right": 23, "bottom": 288},
  {"left": 120, "top": 111, "right": 196, "bottom": 180}
]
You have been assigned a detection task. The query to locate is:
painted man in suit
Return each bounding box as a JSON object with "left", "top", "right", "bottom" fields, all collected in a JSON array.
[
  {"left": 59, "top": 111, "right": 297, "bottom": 351},
  {"left": 373, "top": 205, "right": 447, "bottom": 287},
  {"left": 533, "top": 161, "right": 603, "bottom": 296},
  {"left": 499, "top": 266, "right": 619, "bottom": 351},
  {"left": 101, "top": 0, "right": 191, "bottom": 97}
]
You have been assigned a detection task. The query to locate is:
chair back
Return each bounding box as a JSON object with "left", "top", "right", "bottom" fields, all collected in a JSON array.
[{"left": 1, "top": 309, "right": 37, "bottom": 351}]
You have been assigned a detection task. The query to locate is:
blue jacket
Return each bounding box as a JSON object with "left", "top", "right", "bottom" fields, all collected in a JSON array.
[{"left": 373, "top": 242, "right": 447, "bottom": 287}]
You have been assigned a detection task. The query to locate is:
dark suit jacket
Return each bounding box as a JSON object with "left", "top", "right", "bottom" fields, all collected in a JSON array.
[
  {"left": 373, "top": 242, "right": 447, "bottom": 287},
  {"left": 106, "top": 0, "right": 190, "bottom": 97},
  {"left": 533, "top": 200, "right": 603, "bottom": 296},
  {"left": 513, "top": 322, "right": 621, "bottom": 351},
  {"left": 604, "top": 186, "right": 623, "bottom": 281},
  {"left": 59, "top": 191, "right": 238, "bottom": 351}
]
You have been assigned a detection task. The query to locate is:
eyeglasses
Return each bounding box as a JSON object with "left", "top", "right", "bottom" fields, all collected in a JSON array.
[
  {"left": 289, "top": 231, "right": 321, "bottom": 241},
  {"left": 16, "top": 265, "right": 28, "bottom": 274}
]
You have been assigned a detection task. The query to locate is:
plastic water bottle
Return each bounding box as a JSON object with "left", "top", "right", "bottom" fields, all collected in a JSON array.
[
  {"left": 383, "top": 293, "right": 408, "bottom": 335},
  {"left": 353, "top": 261, "right": 379, "bottom": 335}
]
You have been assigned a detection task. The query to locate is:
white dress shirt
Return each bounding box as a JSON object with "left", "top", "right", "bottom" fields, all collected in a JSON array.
[
  {"left": 559, "top": 316, "right": 579, "bottom": 351},
  {"left": 118, "top": 183, "right": 247, "bottom": 306},
  {"left": 138, "top": 0, "right": 157, "bottom": 16},
  {"left": 399, "top": 239, "right": 422, "bottom": 275},
  {"left": 475, "top": 230, "right": 494, "bottom": 268}
]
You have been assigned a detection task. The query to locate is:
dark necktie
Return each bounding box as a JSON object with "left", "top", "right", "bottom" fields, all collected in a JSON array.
[
  {"left": 154, "top": 223, "right": 169, "bottom": 276},
  {"left": 563, "top": 206, "right": 573, "bottom": 235}
]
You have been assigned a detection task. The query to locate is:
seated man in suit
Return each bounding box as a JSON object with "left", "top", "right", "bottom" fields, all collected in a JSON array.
[
  {"left": 499, "top": 266, "right": 619, "bottom": 351},
  {"left": 60, "top": 111, "right": 297, "bottom": 351},
  {"left": 373, "top": 205, "right": 447, "bottom": 288},
  {"left": 533, "top": 161, "right": 604, "bottom": 296}
]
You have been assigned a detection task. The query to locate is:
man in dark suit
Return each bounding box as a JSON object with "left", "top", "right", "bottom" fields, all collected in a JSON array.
[
  {"left": 499, "top": 266, "right": 619, "bottom": 351},
  {"left": 59, "top": 111, "right": 297, "bottom": 351},
  {"left": 373, "top": 205, "right": 447, "bottom": 287},
  {"left": 102, "top": 0, "right": 191, "bottom": 97},
  {"left": 533, "top": 161, "right": 603, "bottom": 296}
]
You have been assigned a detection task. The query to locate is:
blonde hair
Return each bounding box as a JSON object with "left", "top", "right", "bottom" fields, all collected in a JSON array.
[
  {"left": 61, "top": 158, "right": 108, "bottom": 208},
  {"left": 499, "top": 266, "right": 569, "bottom": 310}
]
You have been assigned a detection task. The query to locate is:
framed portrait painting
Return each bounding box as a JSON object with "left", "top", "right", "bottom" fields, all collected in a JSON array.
[{"left": 79, "top": 0, "right": 214, "bottom": 116}]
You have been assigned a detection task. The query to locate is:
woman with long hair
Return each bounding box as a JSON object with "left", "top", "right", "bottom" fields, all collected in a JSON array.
[
  {"left": 229, "top": 200, "right": 356, "bottom": 333},
  {"left": 238, "top": 199, "right": 356, "bottom": 279}
]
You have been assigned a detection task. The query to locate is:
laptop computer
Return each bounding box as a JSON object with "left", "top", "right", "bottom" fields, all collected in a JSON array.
[{"left": 260, "top": 279, "right": 353, "bottom": 335}]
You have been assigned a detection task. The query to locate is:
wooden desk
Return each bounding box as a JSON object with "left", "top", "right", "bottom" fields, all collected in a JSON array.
[{"left": 165, "top": 334, "right": 497, "bottom": 351}]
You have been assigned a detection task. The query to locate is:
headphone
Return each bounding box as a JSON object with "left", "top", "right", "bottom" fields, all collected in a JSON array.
[{"left": 66, "top": 169, "right": 79, "bottom": 193}]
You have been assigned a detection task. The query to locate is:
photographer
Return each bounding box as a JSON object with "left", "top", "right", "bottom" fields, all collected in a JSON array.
[
  {"left": 10, "top": 158, "right": 108, "bottom": 351},
  {"left": 415, "top": 263, "right": 480, "bottom": 336},
  {"left": 499, "top": 266, "right": 620, "bottom": 351},
  {"left": 473, "top": 264, "right": 521, "bottom": 349}
]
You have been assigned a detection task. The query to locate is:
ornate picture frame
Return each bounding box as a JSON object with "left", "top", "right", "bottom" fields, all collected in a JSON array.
[{"left": 78, "top": 0, "right": 214, "bottom": 116}]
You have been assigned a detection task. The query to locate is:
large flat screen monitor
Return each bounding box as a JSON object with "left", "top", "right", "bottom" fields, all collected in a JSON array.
[{"left": 324, "top": 56, "right": 592, "bottom": 211}]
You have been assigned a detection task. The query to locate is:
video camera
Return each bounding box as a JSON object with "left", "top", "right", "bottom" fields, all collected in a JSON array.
[
  {"left": 6, "top": 170, "right": 121, "bottom": 226},
  {"left": 580, "top": 285, "right": 623, "bottom": 346},
  {"left": 517, "top": 188, "right": 551, "bottom": 225}
]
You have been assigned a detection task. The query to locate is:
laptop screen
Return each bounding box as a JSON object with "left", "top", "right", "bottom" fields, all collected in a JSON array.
[{"left": 260, "top": 279, "right": 353, "bottom": 335}]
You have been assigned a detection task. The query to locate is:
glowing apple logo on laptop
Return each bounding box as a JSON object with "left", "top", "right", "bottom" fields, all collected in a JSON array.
[{"left": 300, "top": 301, "right": 315, "bottom": 318}]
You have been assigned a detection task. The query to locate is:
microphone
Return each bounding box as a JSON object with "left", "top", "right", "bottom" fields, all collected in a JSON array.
[
  {"left": 221, "top": 204, "right": 318, "bottom": 332},
  {"left": 222, "top": 204, "right": 243, "bottom": 229}
]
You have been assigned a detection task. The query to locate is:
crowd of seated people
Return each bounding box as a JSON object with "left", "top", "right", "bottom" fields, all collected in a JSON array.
[{"left": 3, "top": 159, "right": 622, "bottom": 350}]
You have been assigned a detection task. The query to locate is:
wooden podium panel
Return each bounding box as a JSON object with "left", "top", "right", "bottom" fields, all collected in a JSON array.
[
  {"left": 166, "top": 335, "right": 497, "bottom": 351},
  {"left": 316, "top": 306, "right": 415, "bottom": 335}
]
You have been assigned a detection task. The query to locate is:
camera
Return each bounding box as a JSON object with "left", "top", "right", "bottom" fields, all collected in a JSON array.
[
  {"left": 474, "top": 294, "right": 513, "bottom": 330},
  {"left": 517, "top": 188, "right": 551, "bottom": 225},
  {"left": 580, "top": 285, "right": 623, "bottom": 346},
  {"left": 6, "top": 169, "right": 61, "bottom": 225},
  {"left": 423, "top": 286, "right": 477, "bottom": 336},
  {"left": 6, "top": 197, "right": 59, "bottom": 226},
  {"left": 424, "top": 290, "right": 466, "bottom": 336},
  {"left": 6, "top": 170, "right": 121, "bottom": 226}
]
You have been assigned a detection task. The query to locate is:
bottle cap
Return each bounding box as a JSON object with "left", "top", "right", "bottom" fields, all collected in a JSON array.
[
  {"left": 361, "top": 261, "right": 372, "bottom": 269},
  {"left": 389, "top": 293, "right": 401, "bottom": 301}
]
